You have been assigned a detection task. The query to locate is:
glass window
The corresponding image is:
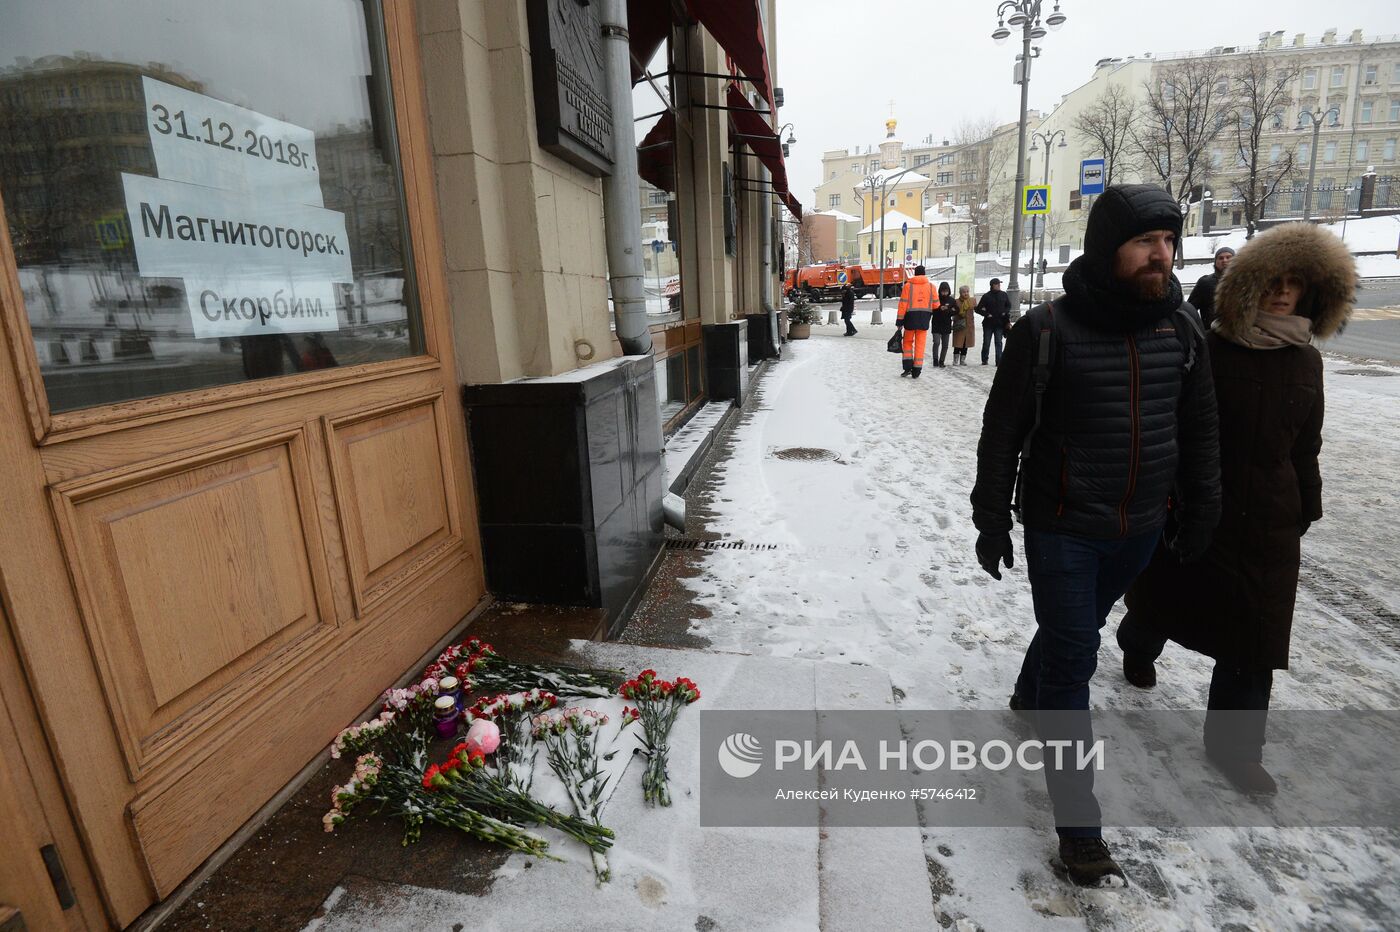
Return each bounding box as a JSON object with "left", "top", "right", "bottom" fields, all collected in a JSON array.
[
  {"left": 1390, "top": 99, "right": 1400, "bottom": 122},
  {"left": 1385, "top": 138, "right": 1397, "bottom": 161},
  {"left": 0, "top": 0, "right": 423, "bottom": 413},
  {"left": 1365, "top": 64, "right": 1378, "bottom": 85},
  {"left": 1302, "top": 69, "right": 1317, "bottom": 90},
  {"left": 629, "top": 36, "right": 685, "bottom": 327},
  {"left": 1356, "top": 139, "right": 1369, "bottom": 162},
  {"left": 1299, "top": 141, "right": 1311, "bottom": 163},
  {"left": 1331, "top": 66, "right": 1346, "bottom": 88},
  {"left": 1290, "top": 189, "right": 1305, "bottom": 212},
  {"left": 1269, "top": 143, "right": 1282, "bottom": 163},
  {"left": 1319, "top": 178, "right": 1334, "bottom": 210},
  {"left": 657, "top": 352, "right": 685, "bottom": 423},
  {"left": 828, "top": 194, "right": 840, "bottom": 207},
  {"left": 1361, "top": 100, "right": 1374, "bottom": 122},
  {"left": 1324, "top": 141, "right": 1337, "bottom": 163}
]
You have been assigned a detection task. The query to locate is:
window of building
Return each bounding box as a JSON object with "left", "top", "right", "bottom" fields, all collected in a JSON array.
[
  {"left": 1210, "top": 149, "right": 1222, "bottom": 169},
  {"left": 1319, "top": 177, "right": 1335, "bottom": 210},
  {"left": 1216, "top": 77, "right": 1229, "bottom": 95},
  {"left": 936, "top": 171, "right": 953, "bottom": 185},
  {"left": 1361, "top": 100, "right": 1374, "bottom": 122},
  {"left": 1385, "top": 138, "right": 1397, "bottom": 161},
  {"left": 1324, "top": 140, "right": 1337, "bottom": 163},
  {"left": 1069, "top": 189, "right": 1082, "bottom": 211},
  {"left": 1269, "top": 143, "right": 1282, "bottom": 163},
  {"left": 1290, "top": 189, "right": 1305, "bottom": 213},
  {"left": 1299, "top": 141, "right": 1311, "bottom": 163},
  {"left": 888, "top": 195, "right": 896, "bottom": 206},
  {"left": 1394, "top": 63, "right": 1400, "bottom": 83},
  {"left": 870, "top": 158, "right": 880, "bottom": 172},
  {"left": 1331, "top": 66, "right": 1346, "bottom": 88},
  {"left": 1364, "top": 64, "right": 1378, "bottom": 86},
  {"left": 829, "top": 193, "right": 841, "bottom": 207},
  {"left": 1390, "top": 99, "right": 1400, "bottom": 122},
  {"left": 0, "top": 0, "right": 431, "bottom": 413},
  {"left": 830, "top": 170, "right": 837, "bottom": 180},
  {"left": 1356, "top": 139, "right": 1369, "bottom": 162},
  {"left": 1302, "top": 69, "right": 1317, "bottom": 90}
]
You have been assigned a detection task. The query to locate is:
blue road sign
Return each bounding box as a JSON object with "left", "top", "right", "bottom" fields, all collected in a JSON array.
[
  {"left": 652, "top": 239, "right": 664, "bottom": 253},
  {"left": 1081, "top": 159, "right": 1106, "bottom": 196},
  {"left": 1023, "top": 186, "right": 1050, "bottom": 215},
  {"left": 901, "top": 221, "right": 908, "bottom": 236},
  {"left": 837, "top": 271, "right": 849, "bottom": 284}
]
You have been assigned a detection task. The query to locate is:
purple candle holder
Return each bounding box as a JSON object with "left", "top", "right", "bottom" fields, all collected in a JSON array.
[{"left": 433, "top": 695, "right": 460, "bottom": 739}]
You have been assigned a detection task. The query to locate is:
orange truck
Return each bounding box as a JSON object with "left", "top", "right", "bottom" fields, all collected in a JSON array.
[{"left": 785, "top": 262, "right": 914, "bottom": 302}]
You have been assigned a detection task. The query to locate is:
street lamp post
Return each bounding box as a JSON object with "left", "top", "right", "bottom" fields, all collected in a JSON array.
[
  {"left": 1028, "top": 128, "right": 1065, "bottom": 304},
  {"left": 863, "top": 164, "right": 919, "bottom": 325},
  {"left": 992, "top": 0, "right": 1066, "bottom": 319},
  {"left": 1297, "top": 105, "right": 1340, "bottom": 222}
]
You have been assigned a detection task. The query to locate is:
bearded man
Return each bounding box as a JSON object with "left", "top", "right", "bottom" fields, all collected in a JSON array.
[{"left": 969, "top": 184, "right": 1222, "bottom": 887}]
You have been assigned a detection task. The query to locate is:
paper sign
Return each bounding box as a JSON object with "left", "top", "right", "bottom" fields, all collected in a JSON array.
[
  {"left": 142, "top": 77, "right": 324, "bottom": 207},
  {"left": 121, "top": 173, "right": 352, "bottom": 284},
  {"left": 183, "top": 278, "right": 340, "bottom": 339}
]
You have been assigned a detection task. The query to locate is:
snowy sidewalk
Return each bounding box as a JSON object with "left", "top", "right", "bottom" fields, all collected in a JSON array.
[{"left": 645, "top": 324, "right": 1400, "bottom": 930}]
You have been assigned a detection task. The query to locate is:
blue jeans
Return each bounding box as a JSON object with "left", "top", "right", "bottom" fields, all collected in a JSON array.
[
  {"left": 1016, "top": 527, "right": 1162, "bottom": 837},
  {"left": 981, "top": 324, "right": 1005, "bottom": 364}
]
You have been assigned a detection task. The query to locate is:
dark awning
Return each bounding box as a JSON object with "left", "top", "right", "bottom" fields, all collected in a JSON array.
[
  {"left": 627, "top": 0, "right": 672, "bottom": 83},
  {"left": 637, "top": 110, "right": 676, "bottom": 193},
  {"left": 686, "top": 0, "right": 774, "bottom": 109},
  {"left": 725, "top": 84, "right": 802, "bottom": 219}
]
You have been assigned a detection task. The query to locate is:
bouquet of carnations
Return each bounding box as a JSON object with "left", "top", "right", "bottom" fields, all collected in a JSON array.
[
  {"left": 532, "top": 707, "right": 639, "bottom": 883},
  {"left": 423, "top": 637, "right": 622, "bottom": 699},
  {"left": 619, "top": 670, "right": 701, "bottom": 807}
]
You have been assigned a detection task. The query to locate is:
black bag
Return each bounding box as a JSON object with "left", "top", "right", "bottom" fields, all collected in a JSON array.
[{"left": 886, "top": 330, "right": 903, "bottom": 353}]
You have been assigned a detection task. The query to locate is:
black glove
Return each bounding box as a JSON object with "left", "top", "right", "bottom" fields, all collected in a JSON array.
[
  {"left": 975, "top": 531, "right": 1014, "bottom": 581},
  {"left": 1299, "top": 520, "right": 1311, "bottom": 537},
  {"left": 1168, "top": 522, "right": 1212, "bottom": 563}
]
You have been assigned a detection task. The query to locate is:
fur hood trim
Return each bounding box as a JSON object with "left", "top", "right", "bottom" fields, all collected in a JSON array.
[{"left": 1213, "top": 222, "right": 1357, "bottom": 340}]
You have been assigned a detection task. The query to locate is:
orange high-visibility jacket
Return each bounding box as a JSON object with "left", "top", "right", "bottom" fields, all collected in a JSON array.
[{"left": 897, "top": 276, "right": 938, "bottom": 330}]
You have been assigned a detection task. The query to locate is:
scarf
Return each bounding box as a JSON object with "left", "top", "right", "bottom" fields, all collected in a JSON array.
[{"left": 1215, "top": 312, "right": 1313, "bottom": 350}]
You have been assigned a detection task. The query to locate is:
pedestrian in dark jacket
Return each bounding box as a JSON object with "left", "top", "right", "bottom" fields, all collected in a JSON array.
[
  {"left": 970, "top": 183, "right": 1222, "bottom": 887},
  {"left": 976, "top": 278, "right": 1012, "bottom": 364},
  {"left": 839, "top": 284, "right": 857, "bottom": 336},
  {"left": 929, "top": 281, "right": 955, "bottom": 367},
  {"left": 1186, "top": 245, "right": 1236, "bottom": 329},
  {"left": 1119, "top": 222, "right": 1355, "bottom": 796}
]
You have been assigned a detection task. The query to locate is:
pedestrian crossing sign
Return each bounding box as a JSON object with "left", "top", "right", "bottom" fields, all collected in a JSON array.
[{"left": 1022, "top": 186, "right": 1050, "bottom": 215}]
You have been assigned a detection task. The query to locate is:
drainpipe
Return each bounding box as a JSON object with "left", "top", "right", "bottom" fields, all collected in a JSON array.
[
  {"left": 599, "top": 0, "right": 653, "bottom": 355},
  {"left": 758, "top": 161, "right": 778, "bottom": 355}
]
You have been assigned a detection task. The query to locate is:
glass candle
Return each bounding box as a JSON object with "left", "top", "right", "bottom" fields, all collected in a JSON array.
[
  {"left": 439, "top": 675, "right": 461, "bottom": 711},
  {"left": 433, "top": 694, "right": 460, "bottom": 739}
]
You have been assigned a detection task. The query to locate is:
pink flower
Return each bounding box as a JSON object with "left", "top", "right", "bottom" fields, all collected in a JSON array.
[{"left": 466, "top": 718, "right": 501, "bottom": 753}]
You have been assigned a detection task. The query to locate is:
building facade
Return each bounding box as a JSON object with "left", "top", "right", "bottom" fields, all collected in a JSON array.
[{"left": 0, "top": 1, "right": 793, "bottom": 928}]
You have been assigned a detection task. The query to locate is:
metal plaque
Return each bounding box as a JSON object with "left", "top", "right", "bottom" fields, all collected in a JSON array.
[{"left": 526, "top": 0, "right": 614, "bottom": 176}]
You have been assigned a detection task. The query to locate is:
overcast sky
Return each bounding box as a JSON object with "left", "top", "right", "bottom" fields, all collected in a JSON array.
[{"left": 775, "top": 0, "right": 1400, "bottom": 207}]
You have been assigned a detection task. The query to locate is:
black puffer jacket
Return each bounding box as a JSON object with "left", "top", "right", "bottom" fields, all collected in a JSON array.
[
  {"left": 1187, "top": 272, "right": 1219, "bottom": 329},
  {"left": 971, "top": 254, "right": 1222, "bottom": 540}
]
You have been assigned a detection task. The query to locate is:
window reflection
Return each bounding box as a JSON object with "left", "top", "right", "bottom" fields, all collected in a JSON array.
[{"left": 0, "top": 0, "right": 421, "bottom": 413}]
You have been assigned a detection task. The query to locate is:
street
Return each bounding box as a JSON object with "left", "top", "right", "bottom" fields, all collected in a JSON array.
[{"left": 640, "top": 313, "right": 1400, "bottom": 930}]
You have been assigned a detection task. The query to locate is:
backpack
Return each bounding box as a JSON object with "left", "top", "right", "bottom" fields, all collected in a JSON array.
[{"left": 1011, "top": 298, "right": 1204, "bottom": 516}]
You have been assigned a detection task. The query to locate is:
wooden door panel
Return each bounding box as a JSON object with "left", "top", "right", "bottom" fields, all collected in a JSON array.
[
  {"left": 128, "top": 549, "right": 475, "bottom": 899},
  {"left": 49, "top": 427, "right": 336, "bottom": 783},
  {"left": 325, "top": 392, "right": 462, "bottom": 616}
]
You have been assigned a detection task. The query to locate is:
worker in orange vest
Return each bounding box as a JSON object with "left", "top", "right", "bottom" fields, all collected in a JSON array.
[{"left": 896, "top": 265, "right": 938, "bottom": 378}]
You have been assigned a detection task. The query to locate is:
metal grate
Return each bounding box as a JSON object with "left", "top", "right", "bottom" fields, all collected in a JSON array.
[
  {"left": 768, "top": 446, "right": 844, "bottom": 462},
  {"left": 665, "top": 538, "right": 786, "bottom": 552}
]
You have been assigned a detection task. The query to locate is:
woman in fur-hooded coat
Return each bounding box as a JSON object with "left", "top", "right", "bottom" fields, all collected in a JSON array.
[{"left": 1121, "top": 222, "right": 1356, "bottom": 675}]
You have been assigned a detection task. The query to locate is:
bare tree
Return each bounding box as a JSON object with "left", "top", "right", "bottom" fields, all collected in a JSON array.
[
  {"left": 952, "top": 116, "right": 1009, "bottom": 254},
  {"left": 1224, "top": 52, "right": 1300, "bottom": 238},
  {"left": 1134, "top": 56, "right": 1231, "bottom": 202},
  {"left": 1071, "top": 84, "right": 1139, "bottom": 186}
]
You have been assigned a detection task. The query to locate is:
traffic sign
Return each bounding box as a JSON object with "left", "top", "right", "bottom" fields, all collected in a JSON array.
[
  {"left": 837, "top": 271, "right": 849, "bottom": 284},
  {"left": 1022, "top": 185, "right": 1050, "bottom": 215},
  {"left": 651, "top": 239, "right": 664, "bottom": 253},
  {"left": 1080, "top": 159, "right": 1106, "bottom": 196},
  {"left": 901, "top": 221, "right": 908, "bottom": 236}
]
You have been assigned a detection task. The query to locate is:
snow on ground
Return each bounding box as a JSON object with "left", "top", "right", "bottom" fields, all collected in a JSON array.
[{"left": 673, "top": 313, "right": 1400, "bottom": 930}]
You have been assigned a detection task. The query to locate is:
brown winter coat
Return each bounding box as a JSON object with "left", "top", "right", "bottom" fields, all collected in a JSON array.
[
  {"left": 1124, "top": 223, "right": 1356, "bottom": 670},
  {"left": 952, "top": 296, "right": 977, "bottom": 349}
]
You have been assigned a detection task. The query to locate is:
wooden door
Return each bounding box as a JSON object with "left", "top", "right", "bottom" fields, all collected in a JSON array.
[{"left": 0, "top": 1, "right": 483, "bottom": 925}]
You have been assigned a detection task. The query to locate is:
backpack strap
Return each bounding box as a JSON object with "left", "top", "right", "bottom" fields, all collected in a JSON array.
[
  {"left": 1012, "top": 300, "right": 1059, "bottom": 516},
  {"left": 1171, "top": 304, "right": 1204, "bottom": 376}
]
